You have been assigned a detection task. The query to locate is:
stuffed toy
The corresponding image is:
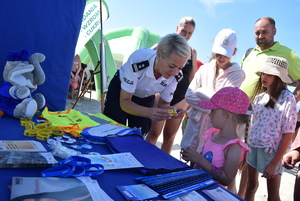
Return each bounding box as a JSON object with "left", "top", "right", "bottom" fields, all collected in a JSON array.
[{"left": 0, "top": 49, "right": 46, "bottom": 118}]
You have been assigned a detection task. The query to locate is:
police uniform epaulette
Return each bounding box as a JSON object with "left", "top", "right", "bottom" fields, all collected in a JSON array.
[
  {"left": 175, "top": 72, "right": 183, "bottom": 82},
  {"left": 132, "top": 60, "right": 149, "bottom": 72}
]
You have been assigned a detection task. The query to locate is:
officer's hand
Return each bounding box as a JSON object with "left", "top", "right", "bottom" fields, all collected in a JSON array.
[{"left": 149, "top": 108, "right": 172, "bottom": 121}]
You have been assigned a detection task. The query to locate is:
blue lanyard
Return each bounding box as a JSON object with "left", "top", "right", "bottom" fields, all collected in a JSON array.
[{"left": 41, "top": 156, "right": 104, "bottom": 177}]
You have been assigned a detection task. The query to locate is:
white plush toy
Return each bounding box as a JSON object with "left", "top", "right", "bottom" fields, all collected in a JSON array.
[{"left": 0, "top": 49, "right": 46, "bottom": 118}]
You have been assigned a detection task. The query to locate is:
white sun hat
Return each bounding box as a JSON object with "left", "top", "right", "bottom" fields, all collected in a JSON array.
[{"left": 255, "top": 56, "right": 293, "bottom": 84}]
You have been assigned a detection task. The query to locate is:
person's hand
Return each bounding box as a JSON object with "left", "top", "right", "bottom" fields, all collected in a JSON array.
[
  {"left": 149, "top": 108, "right": 172, "bottom": 121},
  {"left": 181, "top": 146, "right": 199, "bottom": 163},
  {"left": 262, "top": 161, "right": 277, "bottom": 179},
  {"left": 282, "top": 150, "right": 300, "bottom": 169},
  {"left": 170, "top": 107, "right": 186, "bottom": 119},
  {"left": 73, "top": 75, "right": 80, "bottom": 83}
]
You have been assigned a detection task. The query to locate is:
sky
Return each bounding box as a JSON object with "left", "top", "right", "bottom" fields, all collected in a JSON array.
[{"left": 102, "top": 0, "right": 300, "bottom": 64}]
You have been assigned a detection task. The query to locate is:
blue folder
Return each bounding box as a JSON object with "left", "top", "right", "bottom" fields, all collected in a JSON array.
[{"left": 105, "top": 135, "right": 190, "bottom": 175}]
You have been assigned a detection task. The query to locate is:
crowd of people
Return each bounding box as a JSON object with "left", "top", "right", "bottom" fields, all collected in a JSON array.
[{"left": 97, "top": 16, "right": 300, "bottom": 200}]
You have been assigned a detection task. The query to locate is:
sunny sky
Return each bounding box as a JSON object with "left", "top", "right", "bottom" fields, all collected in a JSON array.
[{"left": 102, "top": 0, "right": 300, "bottom": 64}]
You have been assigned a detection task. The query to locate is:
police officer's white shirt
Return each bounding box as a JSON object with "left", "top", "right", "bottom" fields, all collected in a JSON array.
[{"left": 119, "top": 49, "right": 180, "bottom": 103}]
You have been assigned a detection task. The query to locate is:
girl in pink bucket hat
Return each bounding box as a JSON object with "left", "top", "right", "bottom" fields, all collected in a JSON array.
[
  {"left": 181, "top": 86, "right": 251, "bottom": 187},
  {"left": 244, "top": 56, "right": 297, "bottom": 201}
]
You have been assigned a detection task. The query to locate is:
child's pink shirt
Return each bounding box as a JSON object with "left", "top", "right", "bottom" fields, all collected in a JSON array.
[{"left": 199, "top": 127, "right": 249, "bottom": 168}]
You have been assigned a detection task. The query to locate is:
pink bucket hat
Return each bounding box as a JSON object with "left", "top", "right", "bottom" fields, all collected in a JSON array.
[{"left": 198, "top": 87, "right": 251, "bottom": 115}]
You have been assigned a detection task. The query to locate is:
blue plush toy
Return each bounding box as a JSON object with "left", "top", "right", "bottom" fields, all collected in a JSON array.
[{"left": 0, "top": 49, "right": 46, "bottom": 118}]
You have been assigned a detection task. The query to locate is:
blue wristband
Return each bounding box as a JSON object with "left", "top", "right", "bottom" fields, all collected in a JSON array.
[
  {"left": 82, "top": 164, "right": 104, "bottom": 177},
  {"left": 41, "top": 165, "right": 74, "bottom": 177},
  {"left": 42, "top": 156, "right": 104, "bottom": 178},
  {"left": 59, "top": 156, "right": 91, "bottom": 166},
  {"left": 71, "top": 165, "right": 86, "bottom": 177}
]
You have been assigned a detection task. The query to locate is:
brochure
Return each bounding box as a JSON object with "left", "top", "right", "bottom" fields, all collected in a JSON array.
[
  {"left": 178, "top": 191, "right": 208, "bottom": 201},
  {"left": 81, "top": 124, "right": 132, "bottom": 137},
  {"left": 116, "top": 184, "right": 159, "bottom": 200},
  {"left": 0, "top": 151, "right": 58, "bottom": 168},
  {"left": 80, "top": 152, "right": 143, "bottom": 170},
  {"left": 10, "top": 176, "right": 113, "bottom": 201},
  {"left": 167, "top": 191, "right": 208, "bottom": 201},
  {"left": 203, "top": 186, "right": 241, "bottom": 201},
  {"left": 0, "top": 140, "right": 47, "bottom": 152}
]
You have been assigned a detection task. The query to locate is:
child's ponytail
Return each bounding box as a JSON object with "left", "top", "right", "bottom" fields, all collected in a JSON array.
[{"left": 238, "top": 104, "right": 252, "bottom": 171}]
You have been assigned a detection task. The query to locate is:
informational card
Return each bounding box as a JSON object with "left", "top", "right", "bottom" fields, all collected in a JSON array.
[
  {"left": 10, "top": 177, "right": 113, "bottom": 201},
  {"left": 203, "top": 186, "right": 240, "bottom": 201},
  {"left": 0, "top": 152, "right": 57, "bottom": 168},
  {"left": 80, "top": 152, "right": 143, "bottom": 170},
  {"left": 82, "top": 124, "right": 132, "bottom": 137},
  {"left": 179, "top": 191, "right": 208, "bottom": 201},
  {"left": 0, "top": 140, "right": 47, "bottom": 152},
  {"left": 116, "top": 184, "right": 159, "bottom": 201}
]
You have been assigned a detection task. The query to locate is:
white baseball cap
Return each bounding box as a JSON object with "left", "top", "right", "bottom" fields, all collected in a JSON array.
[{"left": 212, "top": 28, "right": 237, "bottom": 57}]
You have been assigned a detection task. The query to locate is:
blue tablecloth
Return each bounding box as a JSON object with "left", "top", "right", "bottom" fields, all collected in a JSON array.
[{"left": 0, "top": 114, "right": 244, "bottom": 201}]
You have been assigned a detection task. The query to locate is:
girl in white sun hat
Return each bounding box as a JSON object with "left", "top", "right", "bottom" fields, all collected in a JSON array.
[{"left": 244, "top": 56, "right": 297, "bottom": 201}]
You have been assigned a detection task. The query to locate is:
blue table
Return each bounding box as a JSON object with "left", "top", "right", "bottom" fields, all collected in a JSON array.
[{"left": 0, "top": 114, "right": 244, "bottom": 200}]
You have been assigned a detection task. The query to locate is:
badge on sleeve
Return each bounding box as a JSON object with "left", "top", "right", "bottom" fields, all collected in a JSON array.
[
  {"left": 132, "top": 60, "right": 149, "bottom": 72},
  {"left": 175, "top": 72, "right": 183, "bottom": 82}
]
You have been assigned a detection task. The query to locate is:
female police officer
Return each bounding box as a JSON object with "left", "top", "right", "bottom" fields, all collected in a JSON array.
[{"left": 103, "top": 33, "right": 190, "bottom": 134}]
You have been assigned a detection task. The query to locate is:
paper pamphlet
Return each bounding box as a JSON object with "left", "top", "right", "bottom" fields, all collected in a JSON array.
[
  {"left": 203, "top": 186, "right": 240, "bottom": 201},
  {"left": 178, "top": 191, "right": 208, "bottom": 201},
  {"left": 80, "top": 152, "right": 143, "bottom": 170},
  {"left": 116, "top": 184, "right": 159, "bottom": 200},
  {"left": 82, "top": 124, "right": 131, "bottom": 137},
  {"left": 10, "top": 177, "right": 113, "bottom": 201},
  {"left": 0, "top": 151, "right": 57, "bottom": 168},
  {"left": 0, "top": 140, "right": 47, "bottom": 152},
  {"left": 77, "top": 177, "right": 113, "bottom": 201}
]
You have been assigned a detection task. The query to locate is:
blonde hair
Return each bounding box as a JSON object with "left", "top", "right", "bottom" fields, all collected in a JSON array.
[
  {"left": 220, "top": 103, "right": 252, "bottom": 142},
  {"left": 179, "top": 16, "right": 196, "bottom": 28},
  {"left": 157, "top": 33, "right": 190, "bottom": 59}
]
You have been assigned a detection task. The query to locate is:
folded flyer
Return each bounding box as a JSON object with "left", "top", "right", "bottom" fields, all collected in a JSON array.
[
  {"left": 0, "top": 140, "right": 47, "bottom": 152},
  {"left": 80, "top": 152, "right": 143, "bottom": 170},
  {"left": 203, "top": 186, "right": 240, "bottom": 201},
  {"left": 116, "top": 184, "right": 159, "bottom": 200},
  {"left": 0, "top": 151, "right": 57, "bottom": 168},
  {"left": 10, "top": 177, "right": 113, "bottom": 201}
]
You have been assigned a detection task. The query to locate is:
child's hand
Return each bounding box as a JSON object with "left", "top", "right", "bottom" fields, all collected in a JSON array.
[
  {"left": 282, "top": 150, "right": 300, "bottom": 169},
  {"left": 180, "top": 146, "right": 199, "bottom": 163},
  {"left": 262, "top": 162, "right": 277, "bottom": 179}
]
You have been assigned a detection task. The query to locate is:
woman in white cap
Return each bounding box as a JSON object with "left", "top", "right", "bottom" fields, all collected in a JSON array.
[
  {"left": 244, "top": 56, "right": 297, "bottom": 201},
  {"left": 180, "top": 29, "right": 245, "bottom": 158}
]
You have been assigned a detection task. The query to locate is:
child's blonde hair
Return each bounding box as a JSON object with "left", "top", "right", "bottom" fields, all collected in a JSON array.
[{"left": 220, "top": 104, "right": 252, "bottom": 142}]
